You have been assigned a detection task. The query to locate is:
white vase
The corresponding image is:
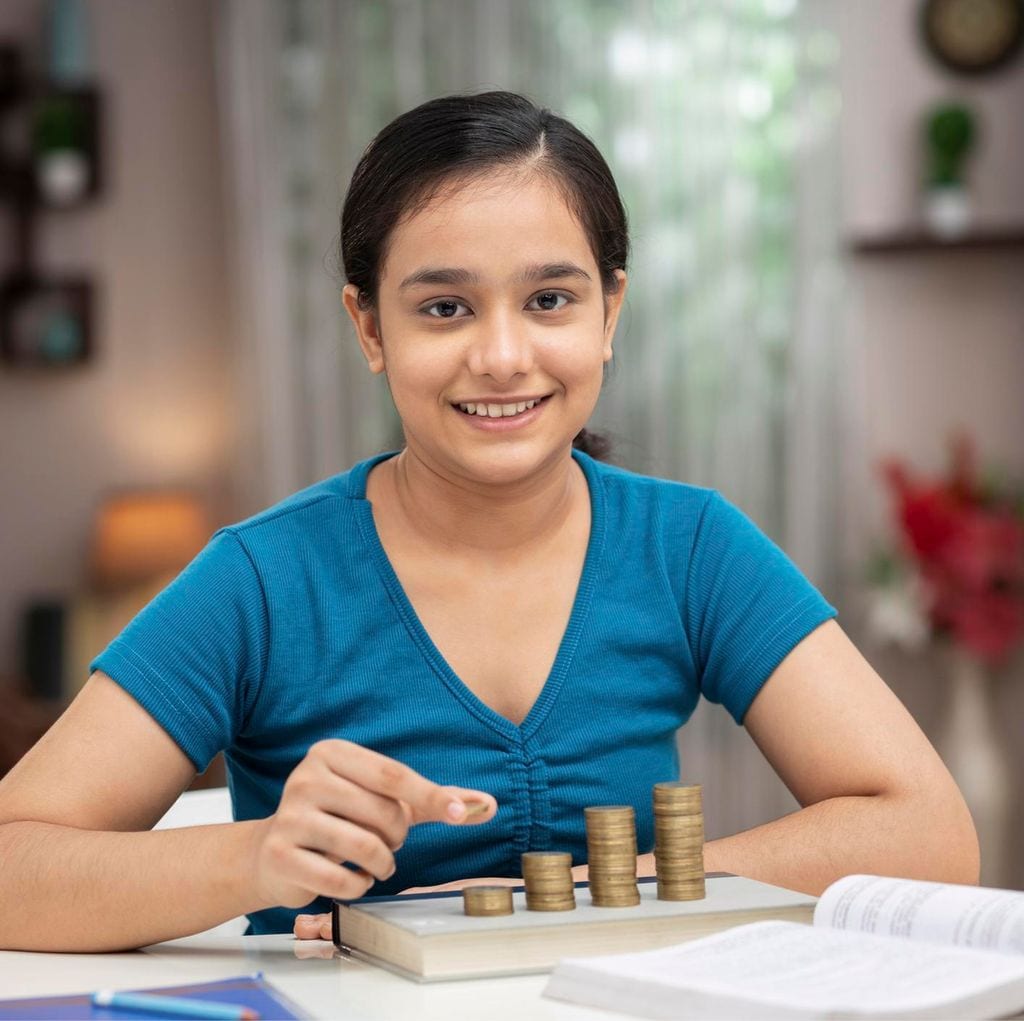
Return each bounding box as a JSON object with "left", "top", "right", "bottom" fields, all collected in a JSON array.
[
  {"left": 923, "top": 186, "right": 972, "bottom": 239},
  {"left": 937, "top": 648, "right": 1012, "bottom": 888}
]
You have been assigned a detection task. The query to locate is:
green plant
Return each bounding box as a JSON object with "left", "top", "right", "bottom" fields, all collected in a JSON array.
[{"left": 925, "top": 102, "right": 977, "bottom": 188}]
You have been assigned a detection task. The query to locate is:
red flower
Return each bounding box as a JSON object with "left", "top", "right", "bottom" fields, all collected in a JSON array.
[{"left": 880, "top": 435, "right": 1024, "bottom": 667}]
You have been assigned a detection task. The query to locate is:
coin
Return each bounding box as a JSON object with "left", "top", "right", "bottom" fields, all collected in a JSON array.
[{"left": 462, "top": 885, "right": 514, "bottom": 916}]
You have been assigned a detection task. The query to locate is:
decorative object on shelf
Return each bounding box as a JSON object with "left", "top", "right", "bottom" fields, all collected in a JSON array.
[
  {"left": 867, "top": 433, "right": 1022, "bottom": 887},
  {"left": 0, "top": 273, "right": 91, "bottom": 366},
  {"left": 36, "top": 0, "right": 98, "bottom": 206},
  {"left": 0, "top": 3, "right": 101, "bottom": 370},
  {"left": 31, "top": 86, "right": 100, "bottom": 207},
  {"left": 920, "top": 0, "right": 1024, "bottom": 76},
  {"left": 922, "top": 102, "right": 977, "bottom": 239}
]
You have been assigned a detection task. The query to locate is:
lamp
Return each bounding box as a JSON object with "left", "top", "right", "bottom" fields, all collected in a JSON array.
[{"left": 89, "top": 490, "right": 210, "bottom": 590}]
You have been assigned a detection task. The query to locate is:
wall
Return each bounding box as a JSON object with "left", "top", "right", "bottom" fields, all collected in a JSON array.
[
  {"left": 0, "top": 0, "right": 235, "bottom": 674},
  {"left": 839, "top": 0, "right": 1024, "bottom": 566},
  {"left": 838, "top": 0, "right": 1024, "bottom": 889}
]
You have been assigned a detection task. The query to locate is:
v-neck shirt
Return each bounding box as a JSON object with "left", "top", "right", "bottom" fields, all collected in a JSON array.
[{"left": 93, "top": 449, "right": 836, "bottom": 935}]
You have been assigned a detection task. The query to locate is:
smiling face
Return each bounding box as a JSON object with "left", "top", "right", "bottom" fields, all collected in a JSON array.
[{"left": 344, "top": 170, "right": 627, "bottom": 488}]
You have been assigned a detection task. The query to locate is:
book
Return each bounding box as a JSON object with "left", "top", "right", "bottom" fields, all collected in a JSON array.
[
  {"left": 331, "top": 874, "right": 816, "bottom": 981},
  {"left": 0, "top": 973, "right": 306, "bottom": 1020},
  {"left": 543, "top": 873, "right": 1024, "bottom": 1019}
]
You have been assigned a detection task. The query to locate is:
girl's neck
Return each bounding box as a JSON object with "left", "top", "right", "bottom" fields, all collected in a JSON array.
[{"left": 372, "top": 446, "right": 586, "bottom": 558}]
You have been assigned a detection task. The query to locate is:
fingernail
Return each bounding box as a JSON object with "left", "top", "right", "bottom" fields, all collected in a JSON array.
[{"left": 447, "top": 800, "right": 467, "bottom": 821}]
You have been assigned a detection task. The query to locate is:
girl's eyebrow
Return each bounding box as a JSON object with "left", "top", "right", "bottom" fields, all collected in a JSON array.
[{"left": 398, "top": 261, "right": 592, "bottom": 292}]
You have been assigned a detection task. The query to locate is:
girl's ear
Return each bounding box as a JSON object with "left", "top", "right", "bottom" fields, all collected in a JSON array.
[
  {"left": 343, "top": 284, "right": 386, "bottom": 374},
  {"left": 602, "top": 270, "right": 628, "bottom": 362}
]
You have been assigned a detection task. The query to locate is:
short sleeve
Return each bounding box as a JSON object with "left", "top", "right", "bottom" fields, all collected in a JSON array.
[
  {"left": 685, "top": 492, "right": 837, "bottom": 724},
  {"left": 90, "top": 529, "right": 269, "bottom": 771}
]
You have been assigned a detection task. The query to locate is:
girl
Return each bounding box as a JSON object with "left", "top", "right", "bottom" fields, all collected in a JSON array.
[{"left": 0, "top": 93, "right": 977, "bottom": 953}]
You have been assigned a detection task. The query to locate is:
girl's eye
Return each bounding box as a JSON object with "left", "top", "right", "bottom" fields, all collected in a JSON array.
[
  {"left": 424, "top": 299, "right": 469, "bottom": 319},
  {"left": 529, "top": 292, "right": 570, "bottom": 312}
]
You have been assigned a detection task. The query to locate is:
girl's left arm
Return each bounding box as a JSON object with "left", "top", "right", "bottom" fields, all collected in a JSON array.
[{"left": 684, "top": 618, "right": 978, "bottom": 896}]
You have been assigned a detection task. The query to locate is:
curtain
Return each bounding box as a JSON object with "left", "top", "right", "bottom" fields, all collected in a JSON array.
[{"left": 216, "top": 0, "right": 844, "bottom": 843}]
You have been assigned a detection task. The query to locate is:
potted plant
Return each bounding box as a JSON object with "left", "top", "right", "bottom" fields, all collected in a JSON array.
[{"left": 922, "top": 101, "right": 977, "bottom": 238}]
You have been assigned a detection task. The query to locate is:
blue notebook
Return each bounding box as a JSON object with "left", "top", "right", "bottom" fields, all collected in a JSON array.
[{"left": 0, "top": 973, "right": 306, "bottom": 1019}]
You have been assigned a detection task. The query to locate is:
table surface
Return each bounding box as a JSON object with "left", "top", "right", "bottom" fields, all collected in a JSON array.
[{"left": 0, "top": 933, "right": 611, "bottom": 1020}]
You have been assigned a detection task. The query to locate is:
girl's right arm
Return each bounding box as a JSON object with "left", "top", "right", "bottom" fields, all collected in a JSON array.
[{"left": 0, "top": 671, "right": 495, "bottom": 952}]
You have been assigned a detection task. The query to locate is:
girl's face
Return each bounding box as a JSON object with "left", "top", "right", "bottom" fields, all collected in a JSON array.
[{"left": 345, "top": 171, "right": 627, "bottom": 488}]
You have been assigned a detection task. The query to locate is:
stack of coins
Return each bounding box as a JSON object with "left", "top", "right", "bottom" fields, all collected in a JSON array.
[
  {"left": 585, "top": 805, "right": 640, "bottom": 907},
  {"left": 653, "top": 781, "right": 706, "bottom": 901},
  {"left": 521, "top": 852, "right": 576, "bottom": 912},
  {"left": 462, "top": 885, "right": 514, "bottom": 916}
]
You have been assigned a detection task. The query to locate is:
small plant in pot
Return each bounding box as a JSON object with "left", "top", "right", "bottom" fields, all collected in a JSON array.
[{"left": 923, "top": 101, "right": 977, "bottom": 239}]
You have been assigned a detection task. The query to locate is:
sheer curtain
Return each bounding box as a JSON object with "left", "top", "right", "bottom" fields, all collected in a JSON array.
[{"left": 216, "top": 0, "right": 843, "bottom": 842}]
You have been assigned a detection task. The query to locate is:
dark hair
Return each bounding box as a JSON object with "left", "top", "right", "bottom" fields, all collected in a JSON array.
[{"left": 340, "top": 91, "right": 628, "bottom": 461}]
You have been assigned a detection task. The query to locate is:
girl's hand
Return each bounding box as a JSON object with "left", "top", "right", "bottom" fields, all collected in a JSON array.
[
  {"left": 250, "top": 739, "right": 495, "bottom": 913},
  {"left": 293, "top": 912, "right": 333, "bottom": 941}
]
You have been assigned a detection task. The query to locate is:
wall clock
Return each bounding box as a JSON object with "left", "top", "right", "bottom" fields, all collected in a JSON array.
[{"left": 920, "top": 0, "right": 1024, "bottom": 75}]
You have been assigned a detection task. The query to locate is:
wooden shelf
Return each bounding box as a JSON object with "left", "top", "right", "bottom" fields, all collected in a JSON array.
[{"left": 849, "top": 228, "right": 1024, "bottom": 255}]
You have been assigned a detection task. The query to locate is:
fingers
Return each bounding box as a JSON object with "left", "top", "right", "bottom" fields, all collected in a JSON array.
[
  {"left": 292, "top": 770, "right": 409, "bottom": 850},
  {"left": 290, "top": 848, "right": 376, "bottom": 901},
  {"left": 309, "top": 740, "right": 486, "bottom": 826},
  {"left": 294, "top": 913, "right": 333, "bottom": 940},
  {"left": 283, "top": 810, "right": 396, "bottom": 881}
]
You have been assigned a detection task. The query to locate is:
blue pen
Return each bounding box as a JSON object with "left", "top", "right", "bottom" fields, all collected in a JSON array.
[{"left": 91, "top": 989, "right": 259, "bottom": 1020}]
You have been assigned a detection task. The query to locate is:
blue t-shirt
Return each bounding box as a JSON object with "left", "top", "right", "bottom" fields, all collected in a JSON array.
[{"left": 92, "top": 450, "right": 836, "bottom": 934}]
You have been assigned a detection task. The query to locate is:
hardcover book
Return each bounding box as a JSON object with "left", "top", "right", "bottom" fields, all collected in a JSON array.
[{"left": 331, "top": 874, "right": 816, "bottom": 981}]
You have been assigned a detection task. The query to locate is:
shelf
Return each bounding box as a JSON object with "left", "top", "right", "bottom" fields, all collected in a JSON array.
[{"left": 849, "top": 229, "right": 1024, "bottom": 255}]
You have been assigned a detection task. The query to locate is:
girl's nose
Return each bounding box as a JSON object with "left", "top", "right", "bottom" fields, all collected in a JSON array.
[{"left": 466, "top": 309, "right": 534, "bottom": 382}]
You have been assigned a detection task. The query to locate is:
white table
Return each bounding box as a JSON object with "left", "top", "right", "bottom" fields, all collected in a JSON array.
[{"left": 0, "top": 933, "right": 609, "bottom": 1019}]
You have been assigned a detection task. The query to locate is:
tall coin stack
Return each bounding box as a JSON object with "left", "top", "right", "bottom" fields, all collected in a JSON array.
[
  {"left": 521, "top": 852, "right": 576, "bottom": 911},
  {"left": 653, "top": 781, "right": 706, "bottom": 901},
  {"left": 584, "top": 805, "right": 640, "bottom": 907}
]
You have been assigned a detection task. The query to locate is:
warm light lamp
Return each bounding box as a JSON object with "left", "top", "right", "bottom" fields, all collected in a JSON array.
[{"left": 90, "top": 491, "right": 210, "bottom": 590}]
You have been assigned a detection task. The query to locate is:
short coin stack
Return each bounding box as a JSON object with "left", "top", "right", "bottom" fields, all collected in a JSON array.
[
  {"left": 462, "top": 885, "right": 514, "bottom": 917},
  {"left": 653, "top": 781, "right": 706, "bottom": 901},
  {"left": 521, "top": 851, "right": 576, "bottom": 911},
  {"left": 584, "top": 805, "right": 640, "bottom": 907}
]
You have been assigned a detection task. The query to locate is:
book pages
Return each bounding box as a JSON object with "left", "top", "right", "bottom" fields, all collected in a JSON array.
[
  {"left": 544, "top": 920, "right": 1024, "bottom": 1019},
  {"left": 815, "top": 874, "right": 1024, "bottom": 954}
]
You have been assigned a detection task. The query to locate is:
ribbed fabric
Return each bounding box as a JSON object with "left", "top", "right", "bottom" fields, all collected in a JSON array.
[{"left": 92, "top": 449, "right": 836, "bottom": 934}]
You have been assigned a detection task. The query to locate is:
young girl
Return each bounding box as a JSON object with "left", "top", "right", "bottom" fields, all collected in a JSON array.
[{"left": 0, "top": 92, "right": 977, "bottom": 953}]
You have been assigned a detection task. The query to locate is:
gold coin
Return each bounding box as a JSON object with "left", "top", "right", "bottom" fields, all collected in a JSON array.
[{"left": 463, "top": 885, "right": 514, "bottom": 916}]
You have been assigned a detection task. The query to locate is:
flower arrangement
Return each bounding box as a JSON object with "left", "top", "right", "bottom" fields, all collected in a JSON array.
[{"left": 869, "top": 434, "right": 1024, "bottom": 668}]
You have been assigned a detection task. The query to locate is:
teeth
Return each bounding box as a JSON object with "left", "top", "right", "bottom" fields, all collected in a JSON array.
[{"left": 456, "top": 398, "right": 543, "bottom": 417}]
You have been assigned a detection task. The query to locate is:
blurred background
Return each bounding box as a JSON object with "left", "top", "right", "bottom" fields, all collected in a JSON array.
[{"left": 0, "top": 0, "right": 1021, "bottom": 888}]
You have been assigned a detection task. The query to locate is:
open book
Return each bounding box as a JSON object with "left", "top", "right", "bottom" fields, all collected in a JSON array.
[{"left": 543, "top": 874, "right": 1024, "bottom": 1019}]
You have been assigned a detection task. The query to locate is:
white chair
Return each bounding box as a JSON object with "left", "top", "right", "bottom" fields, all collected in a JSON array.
[{"left": 154, "top": 786, "right": 249, "bottom": 936}]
